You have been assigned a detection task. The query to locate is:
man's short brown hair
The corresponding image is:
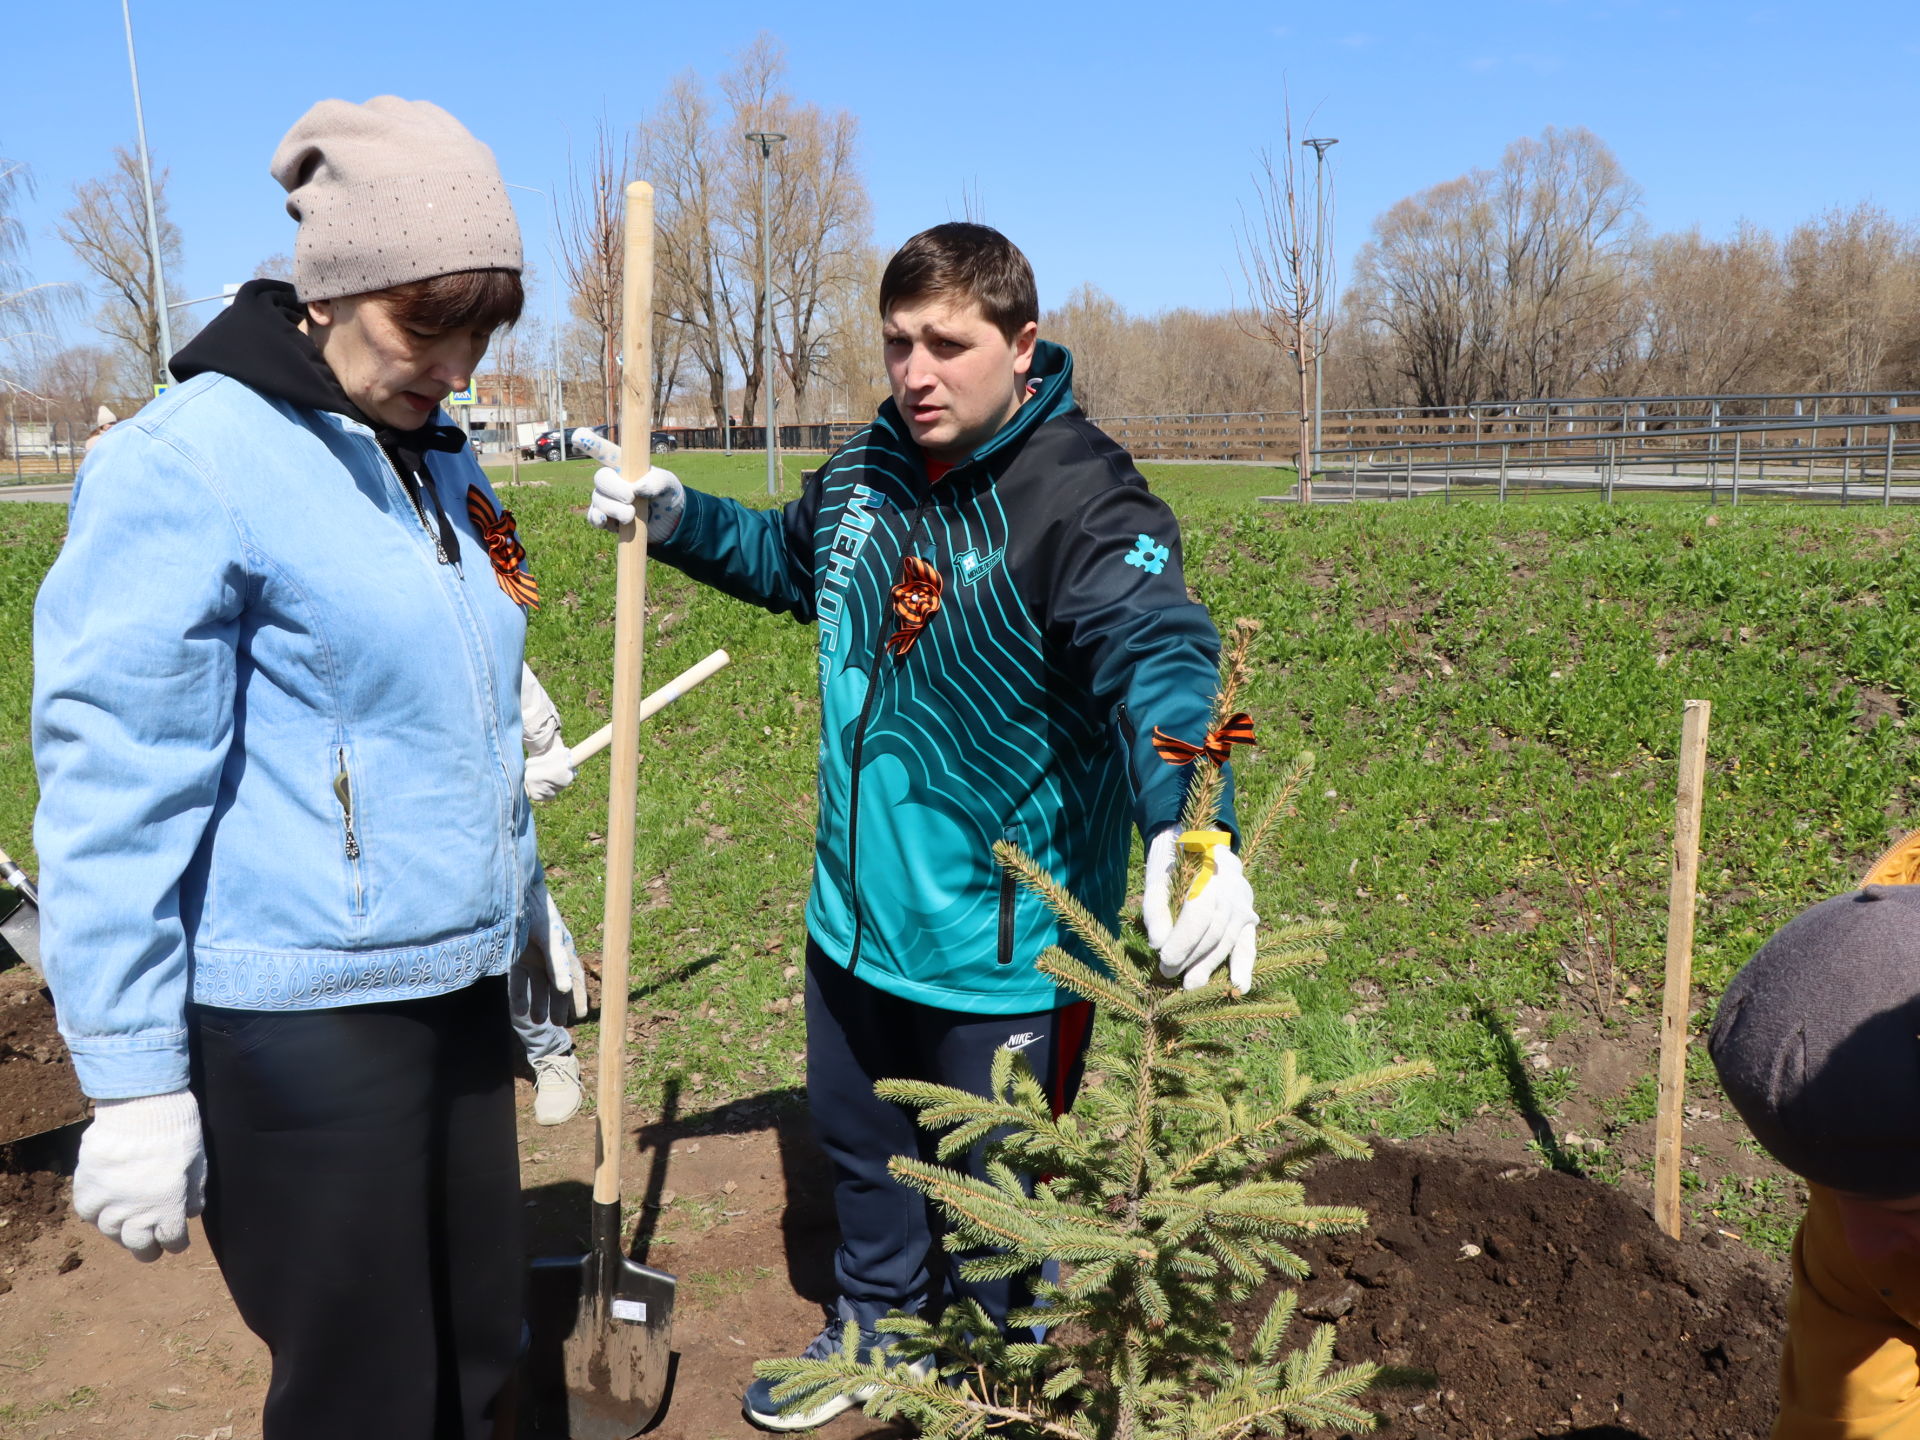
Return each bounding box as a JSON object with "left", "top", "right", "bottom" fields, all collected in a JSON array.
[{"left": 879, "top": 224, "right": 1037, "bottom": 342}]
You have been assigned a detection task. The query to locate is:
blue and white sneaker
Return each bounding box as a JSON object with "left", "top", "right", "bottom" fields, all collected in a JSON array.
[{"left": 743, "top": 1308, "right": 932, "bottom": 1432}]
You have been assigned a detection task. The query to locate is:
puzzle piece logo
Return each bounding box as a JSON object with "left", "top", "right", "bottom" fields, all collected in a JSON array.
[
  {"left": 956, "top": 546, "right": 1004, "bottom": 585},
  {"left": 1123, "top": 533, "right": 1170, "bottom": 576}
]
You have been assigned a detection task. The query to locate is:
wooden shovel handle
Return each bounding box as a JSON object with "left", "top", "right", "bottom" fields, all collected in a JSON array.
[{"left": 593, "top": 181, "right": 655, "bottom": 1210}]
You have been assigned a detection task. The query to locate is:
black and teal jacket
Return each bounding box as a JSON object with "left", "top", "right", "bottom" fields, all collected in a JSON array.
[{"left": 655, "top": 342, "right": 1235, "bottom": 1014}]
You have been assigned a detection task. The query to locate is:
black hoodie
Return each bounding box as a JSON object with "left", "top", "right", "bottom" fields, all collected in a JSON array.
[{"left": 171, "top": 280, "right": 464, "bottom": 567}]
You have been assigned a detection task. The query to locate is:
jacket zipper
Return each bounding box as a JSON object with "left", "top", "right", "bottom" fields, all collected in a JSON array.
[
  {"left": 389, "top": 443, "right": 455, "bottom": 568},
  {"left": 997, "top": 825, "right": 1019, "bottom": 965},
  {"left": 844, "top": 496, "right": 933, "bottom": 974},
  {"left": 333, "top": 748, "right": 364, "bottom": 912},
  {"left": 356, "top": 429, "right": 519, "bottom": 932}
]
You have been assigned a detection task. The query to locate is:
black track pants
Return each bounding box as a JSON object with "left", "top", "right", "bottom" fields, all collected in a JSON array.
[
  {"left": 804, "top": 940, "right": 1093, "bottom": 1332},
  {"left": 190, "top": 975, "right": 523, "bottom": 1440}
]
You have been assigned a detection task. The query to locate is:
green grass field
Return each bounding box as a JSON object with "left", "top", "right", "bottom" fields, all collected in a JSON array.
[{"left": 5, "top": 455, "right": 1916, "bottom": 1247}]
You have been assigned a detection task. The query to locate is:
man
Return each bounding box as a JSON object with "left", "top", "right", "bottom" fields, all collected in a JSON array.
[
  {"left": 589, "top": 223, "right": 1258, "bottom": 1430},
  {"left": 1708, "top": 873, "right": 1920, "bottom": 1438}
]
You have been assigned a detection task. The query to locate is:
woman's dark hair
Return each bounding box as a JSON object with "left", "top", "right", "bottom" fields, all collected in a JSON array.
[
  {"left": 878, "top": 224, "right": 1037, "bottom": 341},
  {"left": 377, "top": 268, "right": 524, "bottom": 331}
]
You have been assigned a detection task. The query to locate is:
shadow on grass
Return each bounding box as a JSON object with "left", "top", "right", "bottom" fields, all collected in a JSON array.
[{"left": 1473, "top": 1003, "right": 1583, "bottom": 1176}]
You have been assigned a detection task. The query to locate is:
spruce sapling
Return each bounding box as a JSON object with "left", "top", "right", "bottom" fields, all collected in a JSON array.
[{"left": 754, "top": 622, "right": 1429, "bottom": 1438}]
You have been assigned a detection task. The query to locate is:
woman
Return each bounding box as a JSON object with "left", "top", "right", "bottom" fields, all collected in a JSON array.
[{"left": 32, "top": 96, "right": 568, "bottom": 1439}]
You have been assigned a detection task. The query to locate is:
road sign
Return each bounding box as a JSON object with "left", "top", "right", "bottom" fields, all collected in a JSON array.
[
  {"left": 152, "top": 383, "right": 168, "bottom": 398},
  {"left": 448, "top": 387, "right": 475, "bottom": 405}
]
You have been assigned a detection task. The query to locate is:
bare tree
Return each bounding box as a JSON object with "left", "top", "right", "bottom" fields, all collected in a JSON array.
[
  {"left": 1348, "top": 127, "right": 1640, "bottom": 410},
  {"left": 1235, "top": 103, "right": 1336, "bottom": 498},
  {"left": 24, "top": 343, "right": 124, "bottom": 425},
  {"left": 715, "top": 34, "right": 786, "bottom": 429},
  {"left": 1483, "top": 127, "right": 1642, "bottom": 400},
  {"left": 1, "top": 153, "right": 68, "bottom": 392},
  {"left": 253, "top": 251, "right": 295, "bottom": 282},
  {"left": 57, "top": 147, "right": 190, "bottom": 390},
  {"left": 641, "top": 73, "right": 733, "bottom": 427},
  {"left": 769, "top": 104, "right": 870, "bottom": 422},
  {"left": 815, "top": 243, "right": 886, "bottom": 419},
  {"left": 1782, "top": 203, "right": 1919, "bottom": 393},
  {"left": 555, "top": 118, "right": 633, "bottom": 426},
  {"left": 1632, "top": 224, "right": 1783, "bottom": 395}
]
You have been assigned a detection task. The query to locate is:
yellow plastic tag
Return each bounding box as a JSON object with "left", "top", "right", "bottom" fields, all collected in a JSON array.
[
  {"left": 1864, "top": 827, "right": 1920, "bottom": 887},
  {"left": 1179, "top": 830, "right": 1233, "bottom": 901}
]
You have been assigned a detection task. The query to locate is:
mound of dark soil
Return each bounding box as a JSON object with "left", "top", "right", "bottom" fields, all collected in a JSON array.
[
  {"left": 0, "top": 967, "right": 86, "bottom": 1145},
  {"left": 1260, "top": 1141, "right": 1787, "bottom": 1439},
  {"left": 0, "top": 968, "right": 86, "bottom": 1272}
]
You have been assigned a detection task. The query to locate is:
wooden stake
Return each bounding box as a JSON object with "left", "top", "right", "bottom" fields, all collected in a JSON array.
[
  {"left": 1654, "top": 698, "right": 1711, "bottom": 1240},
  {"left": 594, "top": 180, "right": 655, "bottom": 1213}
]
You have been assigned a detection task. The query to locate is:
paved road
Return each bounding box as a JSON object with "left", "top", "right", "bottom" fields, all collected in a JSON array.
[{"left": 0, "top": 483, "right": 72, "bottom": 504}]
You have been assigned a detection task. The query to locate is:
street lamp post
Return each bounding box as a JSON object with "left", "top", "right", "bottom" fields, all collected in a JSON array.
[
  {"left": 121, "top": 0, "right": 172, "bottom": 392},
  {"left": 1302, "top": 137, "right": 1338, "bottom": 487},
  {"left": 745, "top": 131, "right": 785, "bottom": 497}
]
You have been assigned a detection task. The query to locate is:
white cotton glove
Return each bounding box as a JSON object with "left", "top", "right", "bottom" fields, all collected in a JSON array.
[
  {"left": 520, "top": 664, "right": 575, "bottom": 803},
  {"left": 523, "top": 878, "right": 584, "bottom": 1015},
  {"left": 73, "top": 1091, "right": 206, "bottom": 1262},
  {"left": 586, "top": 465, "right": 685, "bottom": 543},
  {"left": 1141, "top": 827, "right": 1259, "bottom": 992}
]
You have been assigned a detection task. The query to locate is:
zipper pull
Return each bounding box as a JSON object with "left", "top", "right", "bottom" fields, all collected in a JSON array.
[{"left": 333, "top": 754, "right": 361, "bottom": 860}]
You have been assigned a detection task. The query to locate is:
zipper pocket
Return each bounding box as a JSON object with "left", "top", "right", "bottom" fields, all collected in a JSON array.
[
  {"left": 333, "top": 748, "right": 366, "bottom": 914},
  {"left": 997, "top": 824, "right": 1020, "bottom": 965}
]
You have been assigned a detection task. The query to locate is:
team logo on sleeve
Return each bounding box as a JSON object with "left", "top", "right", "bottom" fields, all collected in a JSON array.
[{"left": 1124, "top": 533, "right": 1170, "bottom": 575}]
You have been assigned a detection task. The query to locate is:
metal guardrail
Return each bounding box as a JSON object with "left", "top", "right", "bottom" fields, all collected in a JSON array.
[{"left": 1308, "top": 410, "right": 1920, "bottom": 506}]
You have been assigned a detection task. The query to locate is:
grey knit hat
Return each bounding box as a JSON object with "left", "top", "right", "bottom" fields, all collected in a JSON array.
[
  {"left": 1708, "top": 884, "right": 1920, "bottom": 1198},
  {"left": 270, "top": 96, "right": 522, "bottom": 302}
]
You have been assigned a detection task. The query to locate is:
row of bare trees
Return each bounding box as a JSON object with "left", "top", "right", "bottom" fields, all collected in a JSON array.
[
  {"left": 1331, "top": 126, "right": 1920, "bottom": 410},
  {"left": 545, "top": 34, "right": 877, "bottom": 430},
  {"left": 1, "top": 138, "right": 195, "bottom": 425}
]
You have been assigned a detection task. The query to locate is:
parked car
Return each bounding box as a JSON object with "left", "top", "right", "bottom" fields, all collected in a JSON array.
[{"left": 524, "top": 425, "right": 678, "bottom": 460}]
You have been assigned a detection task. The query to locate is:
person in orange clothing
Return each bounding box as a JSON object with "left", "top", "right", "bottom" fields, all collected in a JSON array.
[{"left": 1710, "top": 879, "right": 1920, "bottom": 1438}]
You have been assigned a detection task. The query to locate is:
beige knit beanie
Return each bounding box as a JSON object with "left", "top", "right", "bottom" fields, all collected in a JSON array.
[{"left": 270, "top": 96, "right": 522, "bottom": 302}]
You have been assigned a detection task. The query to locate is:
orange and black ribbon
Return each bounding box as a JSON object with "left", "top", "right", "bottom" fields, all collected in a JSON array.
[
  {"left": 1151, "top": 712, "right": 1257, "bottom": 767},
  {"left": 466, "top": 486, "right": 540, "bottom": 610},
  {"left": 887, "top": 554, "right": 944, "bottom": 657}
]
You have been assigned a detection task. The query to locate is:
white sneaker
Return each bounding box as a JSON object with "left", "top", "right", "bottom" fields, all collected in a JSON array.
[{"left": 532, "top": 1053, "right": 583, "bottom": 1125}]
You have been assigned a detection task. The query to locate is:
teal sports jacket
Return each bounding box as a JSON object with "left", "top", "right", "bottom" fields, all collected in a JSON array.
[{"left": 655, "top": 342, "right": 1235, "bottom": 1014}]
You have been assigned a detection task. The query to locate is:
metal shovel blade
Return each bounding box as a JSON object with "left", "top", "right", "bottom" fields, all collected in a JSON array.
[
  {"left": 530, "top": 1200, "right": 676, "bottom": 1438},
  {"left": 0, "top": 886, "right": 40, "bottom": 974}
]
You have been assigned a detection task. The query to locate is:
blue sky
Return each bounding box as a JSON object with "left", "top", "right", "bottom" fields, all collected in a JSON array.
[{"left": 6, "top": 0, "right": 1918, "bottom": 348}]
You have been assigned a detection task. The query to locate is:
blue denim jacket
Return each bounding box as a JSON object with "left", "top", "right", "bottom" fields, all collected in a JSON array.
[{"left": 32, "top": 372, "right": 539, "bottom": 1098}]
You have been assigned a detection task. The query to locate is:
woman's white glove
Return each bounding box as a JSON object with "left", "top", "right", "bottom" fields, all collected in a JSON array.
[
  {"left": 73, "top": 1091, "right": 206, "bottom": 1262},
  {"left": 587, "top": 465, "right": 685, "bottom": 543},
  {"left": 520, "top": 665, "right": 575, "bottom": 802},
  {"left": 523, "top": 878, "right": 585, "bottom": 1016},
  {"left": 1141, "top": 827, "right": 1258, "bottom": 991}
]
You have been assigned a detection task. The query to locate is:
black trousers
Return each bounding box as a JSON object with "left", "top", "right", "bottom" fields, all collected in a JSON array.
[
  {"left": 804, "top": 941, "right": 1093, "bottom": 1332},
  {"left": 190, "top": 975, "right": 523, "bottom": 1440}
]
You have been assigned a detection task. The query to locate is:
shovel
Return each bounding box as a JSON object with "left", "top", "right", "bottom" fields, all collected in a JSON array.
[
  {"left": 0, "top": 843, "right": 42, "bottom": 975},
  {"left": 529, "top": 180, "right": 676, "bottom": 1440}
]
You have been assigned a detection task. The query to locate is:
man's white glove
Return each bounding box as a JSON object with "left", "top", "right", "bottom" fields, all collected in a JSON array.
[
  {"left": 587, "top": 465, "right": 685, "bottom": 543},
  {"left": 520, "top": 665, "right": 575, "bottom": 803},
  {"left": 524, "top": 878, "right": 585, "bottom": 1017},
  {"left": 73, "top": 1091, "right": 206, "bottom": 1262},
  {"left": 1141, "top": 827, "right": 1258, "bottom": 992}
]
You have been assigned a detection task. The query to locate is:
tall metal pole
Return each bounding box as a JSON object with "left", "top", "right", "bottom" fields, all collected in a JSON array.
[
  {"left": 746, "top": 131, "right": 785, "bottom": 496},
  {"left": 1302, "top": 137, "right": 1338, "bottom": 491},
  {"left": 121, "top": 0, "right": 173, "bottom": 392}
]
